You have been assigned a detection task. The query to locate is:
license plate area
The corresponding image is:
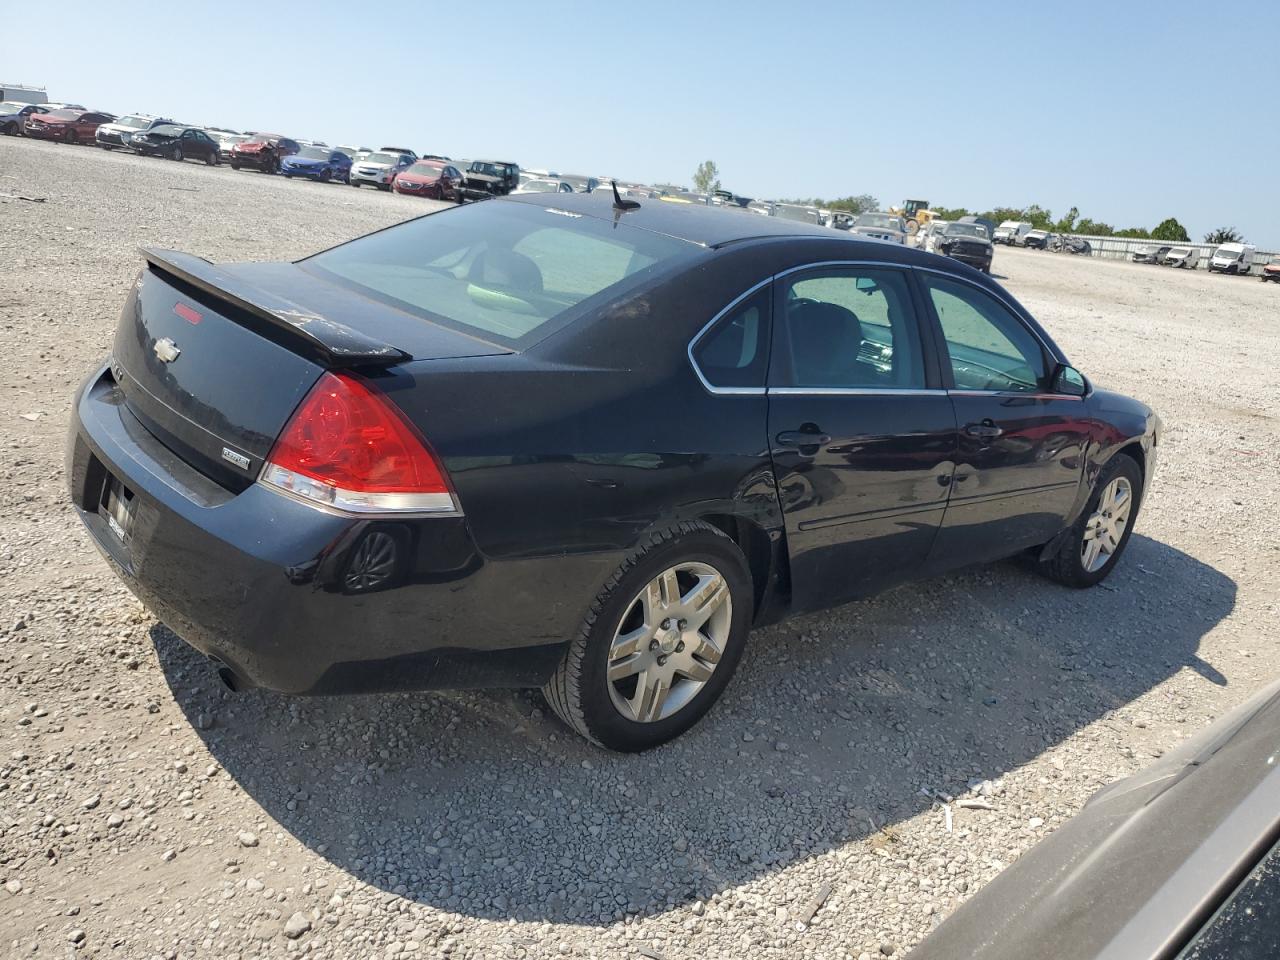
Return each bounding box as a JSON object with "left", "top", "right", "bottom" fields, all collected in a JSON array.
[{"left": 99, "top": 473, "right": 136, "bottom": 543}]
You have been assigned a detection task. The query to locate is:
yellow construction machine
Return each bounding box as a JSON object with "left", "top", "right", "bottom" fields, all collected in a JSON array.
[{"left": 888, "top": 199, "right": 936, "bottom": 236}]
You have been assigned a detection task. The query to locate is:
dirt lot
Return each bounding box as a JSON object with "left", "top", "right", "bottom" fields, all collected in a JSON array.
[{"left": 2, "top": 136, "right": 1278, "bottom": 960}]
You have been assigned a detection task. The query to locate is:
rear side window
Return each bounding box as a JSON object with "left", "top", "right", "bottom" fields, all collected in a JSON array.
[
  {"left": 305, "top": 201, "right": 697, "bottom": 347},
  {"left": 692, "top": 286, "right": 770, "bottom": 389},
  {"left": 776, "top": 268, "right": 925, "bottom": 389}
]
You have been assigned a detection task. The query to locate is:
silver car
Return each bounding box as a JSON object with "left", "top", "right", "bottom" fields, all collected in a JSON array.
[
  {"left": 350, "top": 150, "right": 416, "bottom": 190},
  {"left": 849, "top": 211, "right": 908, "bottom": 244},
  {"left": 95, "top": 114, "right": 173, "bottom": 150}
]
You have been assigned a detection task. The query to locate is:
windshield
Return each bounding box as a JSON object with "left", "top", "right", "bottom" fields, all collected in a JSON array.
[
  {"left": 0, "top": 103, "right": 24, "bottom": 115},
  {"left": 222, "top": 134, "right": 248, "bottom": 145},
  {"left": 297, "top": 146, "right": 330, "bottom": 160},
  {"left": 408, "top": 162, "right": 444, "bottom": 176},
  {"left": 118, "top": 115, "right": 151, "bottom": 129},
  {"left": 305, "top": 201, "right": 697, "bottom": 347},
  {"left": 1214, "top": 246, "right": 1240, "bottom": 258},
  {"left": 945, "top": 223, "right": 987, "bottom": 239},
  {"left": 246, "top": 134, "right": 278, "bottom": 145},
  {"left": 364, "top": 152, "right": 401, "bottom": 164},
  {"left": 857, "top": 213, "right": 898, "bottom": 229},
  {"left": 469, "top": 162, "right": 502, "bottom": 177},
  {"left": 47, "top": 109, "right": 80, "bottom": 120},
  {"left": 150, "top": 124, "right": 184, "bottom": 137}
]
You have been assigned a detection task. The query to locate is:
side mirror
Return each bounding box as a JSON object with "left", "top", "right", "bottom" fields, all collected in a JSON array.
[{"left": 1052, "top": 363, "right": 1088, "bottom": 396}]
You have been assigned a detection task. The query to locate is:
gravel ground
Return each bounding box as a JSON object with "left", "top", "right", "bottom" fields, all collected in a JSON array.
[{"left": 2, "top": 136, "right": 1277, "bottom": 960}]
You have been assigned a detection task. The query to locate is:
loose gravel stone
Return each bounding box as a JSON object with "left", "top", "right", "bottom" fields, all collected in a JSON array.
[{"left": 0, "top": 136, "right": 1275, "bottom": 960}]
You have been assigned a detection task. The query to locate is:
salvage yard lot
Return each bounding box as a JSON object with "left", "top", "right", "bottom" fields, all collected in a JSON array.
[{"left": 2, "top": 136, "right": 1278, "bottom": 959}]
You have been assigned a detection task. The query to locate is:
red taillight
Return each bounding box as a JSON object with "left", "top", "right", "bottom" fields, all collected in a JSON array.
[
  {"left": 174, "top": 302, "right": 202, "bottom": 324},
  {"left": 260, "top": 372, "right": 456, "bottom": 514}
]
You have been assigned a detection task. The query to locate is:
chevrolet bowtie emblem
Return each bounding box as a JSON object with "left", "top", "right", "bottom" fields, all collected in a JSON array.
[{"left": 154, "top": 337, "right": 181, "bottom": 363}]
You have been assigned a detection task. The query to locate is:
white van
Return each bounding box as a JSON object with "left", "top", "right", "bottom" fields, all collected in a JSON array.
[
  {"left": 993, "top": 220, "right": 1033, "bottom": 246},
  {"left": 1163, "top": 246, "right": 1199, "bottom": 270},
  {"left": 1207, "top": 242, "right": 1257, "bottom": 275}
]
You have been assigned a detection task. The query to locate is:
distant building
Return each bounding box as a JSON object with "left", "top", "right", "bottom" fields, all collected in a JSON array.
[{"left": 0, "top": 82, "right": 48, "bottom": 104}]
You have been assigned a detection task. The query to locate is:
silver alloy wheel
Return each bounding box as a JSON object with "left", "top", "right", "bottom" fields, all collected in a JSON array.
[
  {"left": 606, "top": 561, "right": 732, "bottom": 723},
  {"left": 1081, "top": 475, "right": 1133, "bottom": 573}
]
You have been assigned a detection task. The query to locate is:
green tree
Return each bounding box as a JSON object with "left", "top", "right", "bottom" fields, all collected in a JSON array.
[
  {"left": 1054, "top": 206, "right": 1080, "bottom": 233},
  {"left": 1150, "top": 218, "right": 1190, "bottom": 242},
  {"left": 692, "top": 160, "right": 720, "bottom": 195},
  {"left": 931, "top": 205, "right": 971, "bottom": 221},
  {"left": 1023, "top": 205, "right": 1054, "bottom": 230},
  {"left": 1115, "top": 227, "right": 1152, "bottom": 239},
  {"left": 1075, "top": 218, "right": 1114, "bottom": 236},
  {"left": 826, "top": 193, "right": 879, "bottom": 215},
  {"left": 1204, "top": 226, "right": 1243, "bottom": 244}
]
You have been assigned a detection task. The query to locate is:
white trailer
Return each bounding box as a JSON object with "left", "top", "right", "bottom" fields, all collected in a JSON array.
[{"left": 0, "top": 83, "right": 48, "bottom": 105}]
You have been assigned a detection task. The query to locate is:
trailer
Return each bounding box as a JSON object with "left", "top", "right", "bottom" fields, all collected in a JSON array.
[{"left": 0, "top": 83, "right": 48, "bottom": 105}]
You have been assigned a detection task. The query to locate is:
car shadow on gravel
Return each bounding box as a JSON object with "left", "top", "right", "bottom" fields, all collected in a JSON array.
[{"left": 152, "top": 533, "right": 1234, "bottom": 926}]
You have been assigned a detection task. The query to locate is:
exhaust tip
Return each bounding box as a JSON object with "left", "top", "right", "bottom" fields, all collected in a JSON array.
[{"left": 207, "top": 656, "right": 249, "bottom": 693}]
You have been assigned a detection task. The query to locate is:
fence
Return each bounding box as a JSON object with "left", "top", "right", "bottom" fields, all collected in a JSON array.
[{"left": 1031, "top": 234, "right": 1277, "bottom": 272}]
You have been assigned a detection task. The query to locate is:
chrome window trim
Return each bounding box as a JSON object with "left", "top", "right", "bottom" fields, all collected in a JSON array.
[
  {"left": 687, "top": 276, "right": 773, "bottom": 396},
  {"left": 948, "top": 389, "right": 1085, "bottom": 402},
  {"left": 688, "top": 259, "right": 1073, "bottom": 399},
  {"left": 769, "top": 387, "right": 947, "bottom": 397}
]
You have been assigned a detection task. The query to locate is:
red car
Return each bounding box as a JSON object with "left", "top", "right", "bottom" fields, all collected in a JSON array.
[
  {"left": 24, "top": 109, "right": 115, "bottom": 144},
  {"left": 393, "top": 159, "right": 464, "bottom": 201},
  {"left": 228, "top": 133, "right": 300, "bottom": 174}
]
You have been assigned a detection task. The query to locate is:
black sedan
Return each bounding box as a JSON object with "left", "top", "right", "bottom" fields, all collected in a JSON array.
[
  {"left": 66, "top": 193, "right": 1159, "bottom": 751},
  {"left": 131, "top": 124, "right": 221, "bottom": 165},
  {"left": 912, "top": 680, "right": 1280, "bottom": 960}
]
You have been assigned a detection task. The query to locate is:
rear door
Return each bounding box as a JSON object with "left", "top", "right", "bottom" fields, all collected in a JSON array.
[
  {"left": 766, "top": 264, "right": 957, "bottom": 611},
  {"left": 917, "top": 269, "right": 1090, "bottom": 566}
]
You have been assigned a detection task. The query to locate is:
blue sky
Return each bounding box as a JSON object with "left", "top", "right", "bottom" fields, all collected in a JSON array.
[{"left": 7, "top": 1, "right": 1277, "bottom": 245}]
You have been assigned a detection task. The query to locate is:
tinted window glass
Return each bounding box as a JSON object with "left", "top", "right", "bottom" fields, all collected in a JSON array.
[
  {"left": 306, "top": 201, "right": 696, "bottom": 347},
  {"left": 779, "top": 269, "right": 925, "bottom": 388},
  {"left": 693, "top": 286, "right": 770, "bottom": 388},
  {"left": 923, "top": 274, "right": 1047, "bottom": 392}
]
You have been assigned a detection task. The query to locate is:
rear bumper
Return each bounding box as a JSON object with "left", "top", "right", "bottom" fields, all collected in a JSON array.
[{"left": 67, "top": 364, "right": 570, "bottom": 695}]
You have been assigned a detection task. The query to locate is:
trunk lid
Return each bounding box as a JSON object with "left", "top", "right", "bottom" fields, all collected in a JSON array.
[{"left": 113, "top": 250, "right": 507, "bottom": 491}]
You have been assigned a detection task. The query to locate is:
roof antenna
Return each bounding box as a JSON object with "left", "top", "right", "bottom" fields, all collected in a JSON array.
[{"left": 611, "top": 179, "right": 640, "bottom": 212}]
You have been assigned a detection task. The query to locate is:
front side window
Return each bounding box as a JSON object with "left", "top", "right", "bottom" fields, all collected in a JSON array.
[
  {"left": 777, "top": 269, "right": 925, "bottom": 389},
  {"left": 692, "top": 286, "right": 770, "bottom": 389},
  {"left": 923, "top": 274, "right": 1047, "bottom": 392}
]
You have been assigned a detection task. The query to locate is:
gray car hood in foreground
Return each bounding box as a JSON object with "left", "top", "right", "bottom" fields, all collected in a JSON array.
[{"left": 911, "top": 679, "right": 1280, "bottom": 960}]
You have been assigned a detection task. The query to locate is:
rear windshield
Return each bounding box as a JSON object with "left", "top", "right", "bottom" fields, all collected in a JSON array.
[{"left": 304, "top": 201, "right": 697, "bottom": 347}]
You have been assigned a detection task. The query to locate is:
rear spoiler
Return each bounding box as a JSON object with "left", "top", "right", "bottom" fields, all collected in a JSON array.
[{"left": 140, "top": 248, "right": 409, "bottom": 366}]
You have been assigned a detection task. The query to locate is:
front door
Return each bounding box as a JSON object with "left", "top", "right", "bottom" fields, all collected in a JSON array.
[
  {"left": 767, "top": 265, "right": 957, "bottom": 612},
  {"left": 917, "top": 270, "right": 1090, "bottom": 566}
]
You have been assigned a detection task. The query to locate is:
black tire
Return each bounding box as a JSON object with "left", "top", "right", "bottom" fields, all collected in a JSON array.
[
  {"left": 230, "top": 162, "right": 240, "bottom": 170},
  {"left": 64, "top": 129, "right": 76, "bottom": 144},
  {"left": 543, "top": 520, "right": 753, "bottom": 751},
  {"left": 1038, "top": 453, "right": 1143, "bottom": 588},
  {"left": 170, "top": 146, "right": 183, "bottom": 162},
  {"left": 206, "top": 150, "right": 218, "bottom": 166},
  {"left": 350, "top": 179, "right": 360, "bottom": 187},
  {"left": 320, "top": 169, "right": 331, "bottom": 183}
]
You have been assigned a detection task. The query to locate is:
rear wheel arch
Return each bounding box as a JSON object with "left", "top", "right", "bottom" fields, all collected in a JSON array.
[{"left": 698, "top": 512, "right": 775, "bottom": 619}]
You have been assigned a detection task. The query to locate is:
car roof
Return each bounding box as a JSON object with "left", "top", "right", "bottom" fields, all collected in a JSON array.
[{"left": 502, "top": 191, "right": 850, "bottom": 247}]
